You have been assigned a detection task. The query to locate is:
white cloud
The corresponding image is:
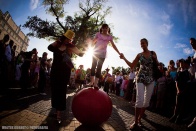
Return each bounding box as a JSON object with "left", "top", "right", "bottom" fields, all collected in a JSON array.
[
  {"left": 159, "top": 12, "right": 173, "bottom": 35},
  {"left": 183, "top": 48, "right": 194, "bottom": 55},
  {"left": 161, "top": 12, "right": 170, "bottom": 22},
  {"left": 174, "top": 43, "right": 194, "bottom": 55},
  {"left": 142, "top": 11, "right": 150, "bottom": 19},
  {"left": 174, "top": 43, "right": 187, "bottom": 48},
  {"left": 159, "top": 23, "right": 173, "bottom": 35},
  {"left": 30, "top": 0, "right": 39, "bottom": 10},
  {"left": 127, "top": 4, "right": 138, "bottom": 17},
  {"left": 180, "top": 0, "right": 196, "bottom": 25},
  {"left": 181, "top": 0, "right": 188, "bottom": 26},
  {"left": 167, "top": 3, "right": 175, "bottom": 14},
  {"left": 188, "top": 0, "right": 196, "bottom": 22}
]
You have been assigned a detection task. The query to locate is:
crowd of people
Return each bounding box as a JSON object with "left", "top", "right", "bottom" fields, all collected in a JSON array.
[
  {"left": 0, "top": 24, "right": 196, "bottom": 129},
  {"left": 0, "top": 34, "right": 54, "bottom": 95}
]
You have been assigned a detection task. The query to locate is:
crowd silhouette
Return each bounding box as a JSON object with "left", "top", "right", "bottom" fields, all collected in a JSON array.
[{"left": 0, "top": 32, "right": 196, "bottom": 130}]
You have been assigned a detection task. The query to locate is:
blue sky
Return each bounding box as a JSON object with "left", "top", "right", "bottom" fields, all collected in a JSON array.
[{"left": 1, "top": 0, "right": 196, "bottom": 71}]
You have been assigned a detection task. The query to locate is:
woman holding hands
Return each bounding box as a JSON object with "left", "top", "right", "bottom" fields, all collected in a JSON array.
[{"left": 120, "top": 38, "right": 159, "bottom": 129}]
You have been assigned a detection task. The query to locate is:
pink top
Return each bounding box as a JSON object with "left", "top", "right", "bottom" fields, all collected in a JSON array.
[
  {"left": 121, "top": 79, "right": 129, "bottom": 90},
  {"left": 94, "top": 32, "right": 113, "bottom": 58}
]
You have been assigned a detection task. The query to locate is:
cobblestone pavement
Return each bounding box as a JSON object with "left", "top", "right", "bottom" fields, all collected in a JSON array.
[{"left": 0, "top": 85, "right": 191, "bottom": 131}]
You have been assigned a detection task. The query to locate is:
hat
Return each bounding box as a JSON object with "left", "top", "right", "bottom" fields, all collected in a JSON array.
[
  {"left": 105, "top": 68, "right": 110, "bottom": 71},
  {"left": 64, "top": 30, "right": 75, "bottom": 40}
]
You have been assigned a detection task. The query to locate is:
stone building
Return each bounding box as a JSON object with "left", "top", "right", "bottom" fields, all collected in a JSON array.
[{"left": 0, "top": 10, "right": 29, "bottom": 56}]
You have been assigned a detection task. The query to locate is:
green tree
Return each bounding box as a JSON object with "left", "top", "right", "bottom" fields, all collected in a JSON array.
[
  {"left": 23, "top": 0, "right": 114, "bottom": 50},
  {"left": 111, "top": 66, "right": 122, "bottom": 74}
]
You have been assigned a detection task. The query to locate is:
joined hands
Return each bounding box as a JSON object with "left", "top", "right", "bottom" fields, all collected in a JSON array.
[
  {"left": 79, "top": 53, "right": 85, "bottom": 57},
  {"left": 119, "top": 53, "right": 124, "bottom": 59}
]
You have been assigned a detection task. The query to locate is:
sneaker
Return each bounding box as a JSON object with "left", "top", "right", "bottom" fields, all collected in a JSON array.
[{"left": 40, "top": 93, "right": 47, "bottom": 95}]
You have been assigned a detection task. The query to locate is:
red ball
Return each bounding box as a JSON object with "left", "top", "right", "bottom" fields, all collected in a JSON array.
[{"left": 72, "top": 88, "right": 112, "bottom": 126}]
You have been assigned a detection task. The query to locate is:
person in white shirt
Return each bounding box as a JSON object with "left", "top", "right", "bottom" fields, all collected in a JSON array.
[
  {"left": 69, "top": 68, "right": 76, "bottom": 88},
  {"left": 4, "top": 40, "right": 13, "bottom": 62},
  {"left": 115, "top": 72, "right": 123, "bottom": 96}
]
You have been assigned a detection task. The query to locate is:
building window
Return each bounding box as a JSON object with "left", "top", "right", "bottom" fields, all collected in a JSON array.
[
  {"left": 4, "top": 25, "right": 8, "bottom": 30},
  {"left": 2, "top": 21, "right": 5, "bottom": 27}
]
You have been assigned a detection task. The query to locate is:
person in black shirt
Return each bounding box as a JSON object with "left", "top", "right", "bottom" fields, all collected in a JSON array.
[
  {"left": 38, "top": 52, "right": 49, "bottom": 95},
  {"left": 169, "top": 59, "right": 191, "bottom": 124},
  {"left": 48, "top": 30, "right": 84, "bottom": 123},
  {"left": 0, "top": 34, "right": 9, "bottom": 63},
  {"left": 0, "top": 34, "right": 9, "bottom": 86},
  {"left": 20, "top": 48, "right": 37, "bottom": 90}
]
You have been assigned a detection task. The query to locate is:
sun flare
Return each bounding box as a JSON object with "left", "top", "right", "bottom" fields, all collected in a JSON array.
[
  {"left": 74, "top": 46, "right": 94, "bottom": 70},
  {"left": 85, "top": 46, "right": 94, "bottom": 57}
]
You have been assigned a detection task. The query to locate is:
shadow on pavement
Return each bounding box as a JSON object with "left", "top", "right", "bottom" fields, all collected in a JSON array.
[
  {"left": 0, "top": 87, "right": 49, "bottom": 119},
  {"left": 142, "top": 117, "right": 175, "bottom": 131},
  {"left": 37, "top": 89, "right": 75, "bottom": 130},
  {"left": 75, "top": 125, "right": 104, "bottom": 131}
]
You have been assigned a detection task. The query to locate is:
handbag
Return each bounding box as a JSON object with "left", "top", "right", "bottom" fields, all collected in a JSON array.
[
  {"left": 62, "top": 51, "right": 74, "bottom": 69},
  {"left": 151, "top": 51, "right": 162, "bottom": 80}
]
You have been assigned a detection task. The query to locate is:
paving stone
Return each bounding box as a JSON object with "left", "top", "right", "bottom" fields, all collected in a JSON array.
[{"left": 0, "top": 86, "right": 190, "bottom": 131}]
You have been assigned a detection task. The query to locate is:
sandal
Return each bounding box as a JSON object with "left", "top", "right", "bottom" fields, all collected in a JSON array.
[
  {"left": 56, "top": 116, "right": 61, "bottom": 124},
  {"left": 138, "top": 120, "right": 143, "bottom": 127},
  {"left": 129, "top": 122, "right": 138, "bottom": 130}
]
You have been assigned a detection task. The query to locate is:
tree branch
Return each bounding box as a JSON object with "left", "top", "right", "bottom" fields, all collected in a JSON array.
[{"left": 50, "top": 2, "right": 66, "bottom": 32}]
